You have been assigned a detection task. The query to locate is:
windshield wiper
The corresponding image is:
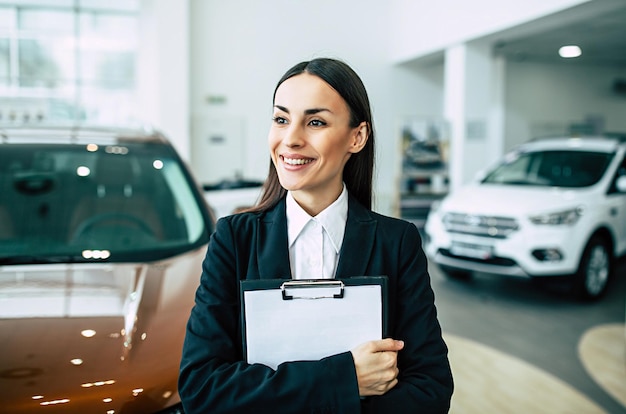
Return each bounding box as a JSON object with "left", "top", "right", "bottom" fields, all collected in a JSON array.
[
  {"left": 0, "top": 255, "right": 82, "bottom": 265},
  {"left": 486, "top": 179, "right": 540, "bottom": 186}
]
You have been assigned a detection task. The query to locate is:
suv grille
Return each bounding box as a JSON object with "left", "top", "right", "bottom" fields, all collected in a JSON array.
[{"left": 442, "top": 213, "right": 519, "bottom": 239}]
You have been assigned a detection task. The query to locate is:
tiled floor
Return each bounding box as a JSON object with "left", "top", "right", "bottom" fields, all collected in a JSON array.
[
  {"left": 430, "top": 258, "right": 626, "bottom": 414},
  {"left": 445, "top": 333, "right": 609, "bottom": 413}
]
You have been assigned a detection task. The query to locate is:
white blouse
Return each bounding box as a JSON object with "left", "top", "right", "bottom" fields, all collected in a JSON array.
[{"left": 286, "top": 185, "right": 348, "bottom": 279}]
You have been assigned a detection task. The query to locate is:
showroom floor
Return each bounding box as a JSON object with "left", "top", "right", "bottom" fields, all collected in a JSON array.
[{"left": 430, "top": 258, "right": 626, "bottom": 414}]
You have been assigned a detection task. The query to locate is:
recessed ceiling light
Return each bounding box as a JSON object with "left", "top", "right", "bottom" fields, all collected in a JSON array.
[{"left": 559, "top": 45, "right": 582, "bottom": 58}]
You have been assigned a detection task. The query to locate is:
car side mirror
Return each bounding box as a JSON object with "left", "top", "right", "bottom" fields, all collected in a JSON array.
[{"left": 616, "top": 175, "right": 626, "bottom": 192}]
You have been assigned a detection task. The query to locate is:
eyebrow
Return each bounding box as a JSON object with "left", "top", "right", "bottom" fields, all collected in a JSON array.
[{"left": 274, "top": 105, "right": 332, "bottom": 115}]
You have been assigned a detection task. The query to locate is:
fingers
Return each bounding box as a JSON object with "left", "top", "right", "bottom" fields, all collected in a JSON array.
[
  {"left": 351, "top": 338, "right": 404, "bottom": 397},
  {"left": 366, "top": 338, "right": 405, "bottom": 353}
]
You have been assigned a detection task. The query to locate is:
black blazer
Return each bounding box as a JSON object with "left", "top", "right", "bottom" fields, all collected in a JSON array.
[{"left": 179, "top": 195, "right": 453, "bottom": 414}]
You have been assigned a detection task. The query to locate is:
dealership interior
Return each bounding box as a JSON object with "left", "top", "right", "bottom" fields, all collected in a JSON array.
[{"left": 1, "top": 0, "right": 626, "bottom": 413}]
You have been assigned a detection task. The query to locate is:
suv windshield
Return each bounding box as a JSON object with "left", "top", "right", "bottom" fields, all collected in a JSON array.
[
  {"left": 0, "top": 141, "right": 211, "bottom": 264},
  {"left": 482, "top": 150, "right": 614, "bottom": 188}
]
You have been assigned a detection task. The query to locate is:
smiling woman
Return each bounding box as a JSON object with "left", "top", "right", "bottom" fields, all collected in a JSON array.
[
  {"left": 179, "top": 58, "right": 453, "bottom": 414},
  {"left": 252, "top": 58, "right": 376, "bottom": 216},
  {"left": 268, "top": 73, "right": 369, "bottom": 216}
]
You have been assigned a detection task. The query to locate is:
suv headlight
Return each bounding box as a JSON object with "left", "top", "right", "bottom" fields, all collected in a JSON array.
[{"left": 529, "top": 207, "right": 584, "bottom": 225}]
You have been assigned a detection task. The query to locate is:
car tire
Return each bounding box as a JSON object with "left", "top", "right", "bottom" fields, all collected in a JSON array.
[
  {"left": 439, "top": 265, "right": 472, "bottom": 281},
  {"left": 573, "top": 235, "right": 612, "bottom": 301}
]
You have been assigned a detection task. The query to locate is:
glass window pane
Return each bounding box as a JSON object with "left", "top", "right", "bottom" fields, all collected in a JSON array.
[
  {"left": 0, "top": 7, "right": 15, "bottom": 30},
  {"left": 79, "top": 86, "right": 137, "bottom": 124},
  {"left": 78, "top": 13, "right": 137, "bottom": 89},
  {"left": 18, "top": 37, "right": 75, "bottom": 88},
  {"left": 6, "top": 0, "right": 73, "bottom": 8},
  {"left": 0, "top": 38, "right": 9, "bottom": 85},
  {"left": 18, "top": 9, "right": 74, "bottom": 33},
  {"left": 79, "top": 0, "right": 139, "bottom": 12},
  {"left": 79, "top": 12, "right": 137, "bottom": 42},
  {"left": 81, "top": 49, "right": 134, "bottom": 89},
  {"left": 3, "top": 5, "right": 138, "bottom": 125}
]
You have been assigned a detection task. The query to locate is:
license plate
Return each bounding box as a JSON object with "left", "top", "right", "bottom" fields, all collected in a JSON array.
[{"left": 450, "top": 242, "right": 493, "bottom": 259}]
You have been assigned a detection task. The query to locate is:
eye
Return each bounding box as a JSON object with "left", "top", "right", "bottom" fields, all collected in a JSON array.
[
  {"left": 308, "top": 119, "right": 326, "bottom": 127},
  {"left": 272, "top": 116, "right": 288, "bottom": 125}
]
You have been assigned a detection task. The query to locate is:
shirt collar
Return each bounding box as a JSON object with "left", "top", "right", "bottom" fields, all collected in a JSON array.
[{"left": 286, "top": 185, "right": 348, "bottom": 253}]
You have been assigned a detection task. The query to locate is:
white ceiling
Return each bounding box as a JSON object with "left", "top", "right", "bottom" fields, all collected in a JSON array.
[
  {"left": 402, "top": 0, "right": 626, "bottom": 69},
  {"left": 490, "top": 0, "right": 626, "bottom": 66}
]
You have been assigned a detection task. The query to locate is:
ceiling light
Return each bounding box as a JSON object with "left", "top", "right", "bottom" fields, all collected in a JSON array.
[{"left": 559, "top": 45, "right": 582, "bottom": 58}]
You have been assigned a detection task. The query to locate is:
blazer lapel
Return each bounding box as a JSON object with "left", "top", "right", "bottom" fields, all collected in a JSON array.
[
  {"left": 336, "top": 196, "right": 376, "bottom": 278},
  {"left": 256, "top": 198, "right": 292, "bottom": 280}
]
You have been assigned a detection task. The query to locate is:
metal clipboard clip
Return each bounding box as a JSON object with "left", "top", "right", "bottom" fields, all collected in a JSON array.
[{"left": 280, "top": 280, "right": 345, "bottom": 300}]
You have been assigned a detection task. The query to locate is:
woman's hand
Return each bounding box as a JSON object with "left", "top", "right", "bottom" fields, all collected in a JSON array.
[{"left": 351, "top": 338, "right": 404, "bottom": 396}]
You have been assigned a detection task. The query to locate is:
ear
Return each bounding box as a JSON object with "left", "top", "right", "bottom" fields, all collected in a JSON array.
[{"left": 348, "top": 122, "right": 369, "bottom": 154}]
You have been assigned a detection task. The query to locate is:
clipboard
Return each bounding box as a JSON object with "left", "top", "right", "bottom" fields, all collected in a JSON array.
[{"left": 240, "top": 276, "right": 388, "bottom": 369}]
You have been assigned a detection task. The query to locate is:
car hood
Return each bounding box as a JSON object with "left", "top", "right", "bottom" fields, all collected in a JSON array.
[
  {"left": 0, "top": 247, "right": 205, "bottom": 414},
  {"left": 439, "top": 183, "right": 595, "bottom": 216}
]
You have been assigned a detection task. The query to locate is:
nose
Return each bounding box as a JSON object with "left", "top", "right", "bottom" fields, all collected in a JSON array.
[{"left": 282, "top": 124, "right": 304, "bottom": 148}]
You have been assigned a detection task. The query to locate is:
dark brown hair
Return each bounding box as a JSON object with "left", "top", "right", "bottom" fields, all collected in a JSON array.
[{"left": 250, "top": 58, "right": 375, "bottom": 212}]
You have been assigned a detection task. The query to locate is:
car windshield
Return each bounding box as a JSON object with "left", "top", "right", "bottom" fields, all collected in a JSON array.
[
  {"left": 482, "top": 149, "right": 614, "bottom": 188},
  {"left": 0, "top": 141, "right": 211, "bottom": 264}
]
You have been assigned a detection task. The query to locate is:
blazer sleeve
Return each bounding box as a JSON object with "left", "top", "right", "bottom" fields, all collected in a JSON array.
[
  {"left": 178, "top": 217, "right": 362, "bottom": 414},
  {"left": 361, "top": 221, "right": 453, "bottom": 414}
]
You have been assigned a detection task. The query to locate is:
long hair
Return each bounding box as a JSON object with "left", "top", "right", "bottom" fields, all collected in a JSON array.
[{"left": 250, "top": 58, "right": 375, "bottom": 212}]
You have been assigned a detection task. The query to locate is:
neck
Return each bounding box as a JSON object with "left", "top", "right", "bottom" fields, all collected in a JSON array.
[{"left": 291, "top": 185, "right": 343, "bottom": 217}]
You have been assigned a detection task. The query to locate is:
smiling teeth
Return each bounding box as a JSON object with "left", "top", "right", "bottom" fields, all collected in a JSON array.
[{"left": 283, "top": 157, "right": 313, "bottom": 165}]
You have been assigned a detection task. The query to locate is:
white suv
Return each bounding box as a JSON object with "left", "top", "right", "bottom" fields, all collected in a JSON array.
[{"left": 424, "top": 135, "right": 626, "bottom": 300}]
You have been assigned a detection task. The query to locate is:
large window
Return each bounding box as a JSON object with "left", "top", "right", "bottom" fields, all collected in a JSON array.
[{"left": 0, "top": 0, "right": 139, "bottom": 124}]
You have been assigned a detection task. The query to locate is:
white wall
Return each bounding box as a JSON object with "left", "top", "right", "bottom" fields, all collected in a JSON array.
[
  {"left": 188, "top": 0, "right": 432, "bottom": 215},
  {"left": 505, "top": 62, "right": 626, "bottom": 150},
  {"left": 391, "top": 62, "right": 445, "bottom": 120}
]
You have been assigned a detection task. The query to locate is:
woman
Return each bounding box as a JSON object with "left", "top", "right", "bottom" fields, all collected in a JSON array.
[{"left": 179, "top": 58, "right": 453, "bottom": 413}]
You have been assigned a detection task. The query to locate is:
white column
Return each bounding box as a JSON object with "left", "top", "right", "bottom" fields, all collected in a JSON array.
[
  {"left": 489, "top": 54, "right": 506, "bottom": 163},
  {"left": 444, "top": 44, "right": 467, "bottom": 193},
  {"left": 137, "top": 0, "right": 190, "bottom": 160},
  {"left": 444, "top": 41, "right": 506, "bottom": 191}
]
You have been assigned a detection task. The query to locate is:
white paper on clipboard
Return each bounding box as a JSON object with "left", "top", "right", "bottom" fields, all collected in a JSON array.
[{"left": 240, "top": 277, "right": 387, "bottom": 370}]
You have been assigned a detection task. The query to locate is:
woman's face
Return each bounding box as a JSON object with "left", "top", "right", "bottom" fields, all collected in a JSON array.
[{"left": 269, "top": 73, "right": 367, "bottom": 212}]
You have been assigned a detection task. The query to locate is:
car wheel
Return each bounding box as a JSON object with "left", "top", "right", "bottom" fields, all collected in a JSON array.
[
  {"left": 439, "top": 265, "right": 472, "bottom": 281},
  {"left": 574, "top": 235, "right": 612, "bottom": 301}
]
